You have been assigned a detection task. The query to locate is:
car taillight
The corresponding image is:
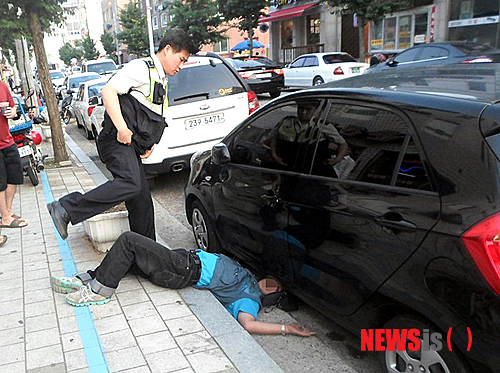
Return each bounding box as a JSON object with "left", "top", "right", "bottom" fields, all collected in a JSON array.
[
  {"left": 461, "top": 56, "right": 493, "bottom": 64},
  {"left": 247, "top": 91, "right": 259, "bottom": 114},
  {"left": 88, "top": 105, "right": 96, "bottom": 116},
  {"left": 274, "top": 69, "right": 284, "bottom": 75},
  {"left": 334, "top": 67, "right": 344, "bottom": 75},
  {"left": 462, "top": 212, "right": 500, "bottom": 295}
]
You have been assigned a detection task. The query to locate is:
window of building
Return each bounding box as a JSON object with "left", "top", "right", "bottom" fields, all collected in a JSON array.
[
  {"left": 398, "top": 15, "right": 412, "bottom": 50},
  {"left": 414, "top": 13, "right": 429, "bottom": 44},
  {"left": 449, "top": 0, "right": 498, "bottom": 21},
  {"left": 152, "top": 15, "right": 158, "bottom": 30},
  {"left": 213, "top": 39, "right": 229, "bottom": 53},
  {"left": 307, "top": 15, "right": 320, "bottom": 45},
  {"left": 371, "top": 22, "right": 383, "bottom": 51},
  {"left": 383, "top": 17, "right": 397, "bottom": 50},
  {"left": 161, "top": 12, "right": 168, "bottom": 27}
]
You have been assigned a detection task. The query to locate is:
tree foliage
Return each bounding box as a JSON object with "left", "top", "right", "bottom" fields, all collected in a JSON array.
[
  {"left": 218, "top": 0, "right": 268, "bottom": 56},
  {"left": 82, "top": 35, "right": 99, "bottom": 60},
  {"left": 59, "top": 42, "right": 82, "bottom": 66},
  {"left": 168, "top": 0, "right": 226, "bottom": 51},
  {"left": 117, "top": 1, "right": 149, "bottom": 57}
]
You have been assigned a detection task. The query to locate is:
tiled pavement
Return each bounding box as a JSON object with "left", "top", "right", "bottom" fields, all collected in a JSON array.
[{"left": 0, "top": 135, "right": 282, "bottom": 373}]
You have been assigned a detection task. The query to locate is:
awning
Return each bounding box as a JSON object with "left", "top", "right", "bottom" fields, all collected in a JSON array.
[{"left": 259, "top": 2, "right": 319, "bottom": 23}]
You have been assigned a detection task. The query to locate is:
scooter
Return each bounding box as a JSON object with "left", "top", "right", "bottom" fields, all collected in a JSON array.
[
  {"left": 60, "top": 92, "right": 73, "bottom": 124},
  {"left": 10, "top": 96, "right": 44, "bottom": 186}
]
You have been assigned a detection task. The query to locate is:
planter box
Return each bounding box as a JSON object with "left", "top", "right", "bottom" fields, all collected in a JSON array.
[
  {"left": 83, "top": 210, "right": 130, "bottom": 252},
  {"left": 40, "top": 124, "right": 51, "bottom": 140}
]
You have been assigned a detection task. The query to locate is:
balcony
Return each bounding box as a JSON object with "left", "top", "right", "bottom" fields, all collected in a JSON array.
[{"left": 279, "top": 44, "right": 324, "bottom": 64}]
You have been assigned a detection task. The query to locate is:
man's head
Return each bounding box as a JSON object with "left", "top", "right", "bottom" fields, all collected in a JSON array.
[
  {"left": 157, "top": 28, "right": 197, "bottom": 76},
  {"left": 258, "top": 277, "right": 282, "bottom": 295},
  {"left": 297, "top": 100, "right": 319, "bottom": 123}
]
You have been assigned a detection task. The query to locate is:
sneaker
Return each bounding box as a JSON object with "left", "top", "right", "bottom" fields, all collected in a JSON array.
[
  {"left": 51, "top": 275, "right": 84, "bottom": 294},
  {"left": 66, "top": 284, "right": 111, "bottom": 307}
]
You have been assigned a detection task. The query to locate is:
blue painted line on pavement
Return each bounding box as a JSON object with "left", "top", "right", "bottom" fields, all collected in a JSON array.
[{"left": 41, "top": 171, "right": 110, "bottom": 373}]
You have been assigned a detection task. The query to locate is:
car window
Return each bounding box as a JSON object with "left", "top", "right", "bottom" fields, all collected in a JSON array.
[
  {"left": 229, "top": 59, "right": 265, "bottom": 69},
  {"left": 167, "top": 62, "right": 246, "bottom": 106},
  {"left": 323, "top": 54, "right": 356, "bottom": 63},
  {"left": 77, "top": 85, "right": 85, "bottom": 101},
  {"left": 303, "top": 56, "right": 319, "bottom": 67},
  {"left": 417, "top": 47, "right": 449, "bottom": 60},
  {"left": 69, "top": 75, "right": 100, "bottom": 89},
  {"left": 86, "top": 62, "right": 117, "bottom": 74},
  {"left": 88, "top": 82, "right": 106, "bottom": 98},
  {"left": 394, "top": 48, "right": 421, "bottom": 63},
  {"left": 50, "top": 71, "right": 64, "bottom": 79},
  {"left": 309, "top": 102, "right": 432, "bottom": 190},
  {"left": 290, "top": 57, "right": 306, "bottom": 68},
  {"left": 229, "top": 99, "right": 323, "bottom": 171}
]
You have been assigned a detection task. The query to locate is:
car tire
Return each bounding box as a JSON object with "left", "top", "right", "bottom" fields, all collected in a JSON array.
[
  {"left": 378, "top": 315, "right": 472, "bottom": 373},
  {"left": 190, "top": 200, "right": 221, "bottom": 253},
  {"left": 313, "top": 76, "right": 324, "bottom": 86},
  {"left": 85, "top": 126, "right": 94, "bottom": 140},
  {"left": 75, "top": 116, "right": 83, "bottom": 129},
  {"left": 91, "top": 125, "right": 99, "bottom": 141},
  {"left": 269, "top": 91, "right": 281, "bottom": 98}
]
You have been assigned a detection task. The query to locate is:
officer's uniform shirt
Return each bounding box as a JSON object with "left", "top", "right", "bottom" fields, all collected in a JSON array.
[{"left": 108, "top": 53, "right": 168, "bottom": 117}]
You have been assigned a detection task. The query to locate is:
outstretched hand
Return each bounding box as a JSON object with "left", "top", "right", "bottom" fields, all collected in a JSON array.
[{"left": 286, "top": 323, "right": 315, "bottom": 337}]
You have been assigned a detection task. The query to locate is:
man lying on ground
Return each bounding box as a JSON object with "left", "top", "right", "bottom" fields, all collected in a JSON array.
[{"left": 51, "top": 231, "right": 314, "bottom": 337}]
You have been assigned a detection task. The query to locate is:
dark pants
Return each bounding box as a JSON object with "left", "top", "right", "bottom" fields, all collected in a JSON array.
[
  {"left": 86, "top": 232, "right": 200, "bottom": 295},
  {"left": 59, "top": 131, "right": 155, "bottom": 239}
]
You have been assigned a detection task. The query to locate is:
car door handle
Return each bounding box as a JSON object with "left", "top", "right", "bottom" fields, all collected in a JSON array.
[{"left": 375, "top": 213, "right": 417, "bottom": 231}]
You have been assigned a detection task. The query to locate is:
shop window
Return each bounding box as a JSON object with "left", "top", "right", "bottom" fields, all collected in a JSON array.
[
  {"left": 398, "top": 15, "right": 412, "bottom": 50},
  {"left": 371, "top": 23, "right": 383, "bottom": 51},
  {"left": 384, "top": 17, "right": 396, "bottom": 50},
  {"left": 281, "top": 20, "right": 294, "bottom": 48},
  {"left": 213, "top": 39, "right": 229, "bottom": 53},
  {"left": 450, "top": 0, "right": 499, "bottom": 21},
  {"left": 414, "top": 13, "right": 428, "bottom": 44},
  {"left": 308, "top": 15, "right": 320, "bottom": 45}
]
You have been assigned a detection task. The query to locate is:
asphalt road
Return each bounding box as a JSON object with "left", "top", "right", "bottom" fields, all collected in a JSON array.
[{"left": 64, "top": 93, "right": 381, "bottom": 373}]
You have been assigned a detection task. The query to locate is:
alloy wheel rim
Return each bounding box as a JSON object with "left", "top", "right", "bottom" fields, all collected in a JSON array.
[
  {"left": 385, "top": 342, "right": 451, "bottom": 373},
  {"left": 192, "top": 208, "right": 209, "bottom": 250}
]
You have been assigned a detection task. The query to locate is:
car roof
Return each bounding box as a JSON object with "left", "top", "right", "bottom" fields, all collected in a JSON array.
[
  {"left": 69, "top": 72, "right": 100, "bottom": 79},
  {"left": 322, "top": 63, "right": 500, "bottom": 104},
  {"left": 297, "top": 52, "right": 351, "bottom": 58},
  {"left": 82, "top": 77, "right": 109, "bottom": 86},
  {"left": 83, "top": 59, "right": 116, "bottom": 65}
]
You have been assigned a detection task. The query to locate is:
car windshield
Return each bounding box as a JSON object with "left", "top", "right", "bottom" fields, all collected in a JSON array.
[
  {"left": 88, "top": 82, "right": 106, "bottom": 98},
  {"left": 230, "top": 59, "right": 265, "bottom": 69},
  {"left": 168, "top": 62, "right": 245, "bottom": 106},
  {"left": 323, "top": 54, "right": 356, "bottom": 63},
  {"left": 69, "top": 75, "right": 100, "bottom": 89},
  {"left": 50, "top": 71, "right": 64, "bottom": 79},
  {"left": 87, "top": 62, "right": 117, "bottom": 74}
]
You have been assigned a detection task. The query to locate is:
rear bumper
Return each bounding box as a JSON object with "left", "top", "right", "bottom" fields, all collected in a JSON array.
[
  {"left": 143, "top": 153, "right": 193, "bottom": 178},
  {"left": 247, "top": 78, "right": 284, "bottom": 94}
]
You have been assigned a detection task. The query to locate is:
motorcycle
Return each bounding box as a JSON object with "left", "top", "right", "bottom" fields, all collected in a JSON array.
[
  {"left": 60, "top": 91, "right": 73, "bottom": 124},
  {"left": 10, "top": 96, "right": 45, "bottom": 186}
]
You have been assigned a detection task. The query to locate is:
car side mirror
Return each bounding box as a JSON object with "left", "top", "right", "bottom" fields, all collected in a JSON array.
[
  {"left": 89, "top": 96, "right": 99, "bottom": 105},
  {"left": 387, "top": 59, "right": 398, "bottom": 67},
  {"left": 212, "top": 143, "right": 231, "bottom": 165}
]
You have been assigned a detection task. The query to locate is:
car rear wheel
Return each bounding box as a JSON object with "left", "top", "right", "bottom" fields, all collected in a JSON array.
[
  {"left": 75, "top": 116, "right": 83, "bottom": 129},
  {"left": 85, "top": 126, "right": 94, "bottom": 140},
  {"left": 313, "top": 76, "right": 324, "bottom": 86},
  {"left": 378, "top": 315, "right": 471, "bottom": 373},
  {"left": 190, "top": 200, "right": 220, "bottom": 253},
  {"left": 92, "top": 125, "right": 99, "bottom": 141}
]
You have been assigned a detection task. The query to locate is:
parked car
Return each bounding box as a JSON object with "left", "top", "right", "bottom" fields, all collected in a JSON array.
[
  {"left": 365, "top": 41, "right": 500, "bottom": 74},
  {"left": 72, "top": 78, "right": 108, "bottom": 139},
  {"left": 71, "top": 66, "right": 82, "bottom": 74},
  {"left": 283, "top": 52, "right": 369, "bottom": 87},
  {"left": 141, "top": 52, "right": 259, "bottom": 177},
  {"left": 49, "top": 70, "right": 65, "bottom": 90},
  {"left": 81, "top": 58, "right": 117, "bottom": 77},
  {"left": 185, "top": 63, "right": 500, "bottom": 373},
  {"left": 59, "top": 72, "right": 100, "bottom": 100},
  {"left": 225, "top": 57, "right": 284, "bottom": 98}
]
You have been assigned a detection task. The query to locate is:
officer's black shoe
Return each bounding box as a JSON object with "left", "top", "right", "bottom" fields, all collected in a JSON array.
[{"left": 47, "top": 201, "right": 70, "bottom": 240}]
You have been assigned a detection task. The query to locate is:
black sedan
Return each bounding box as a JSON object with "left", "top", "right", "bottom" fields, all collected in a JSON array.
[
  {"left": 225, "top": 57, "right": 284, "bottom": 98},
  {"left": 185, "top": 64, "right": 500, "bottom": 373},
  {"left": 365, "top": 41, "right": 500, "bottom": 74}
]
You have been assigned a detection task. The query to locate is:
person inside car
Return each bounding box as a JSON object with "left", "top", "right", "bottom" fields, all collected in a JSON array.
[
  {"left": 47, "top": 28, "right": 197, "bottom": 241},
  {"left": 50, "top": 231, "right": 315, "bottom": 337}
]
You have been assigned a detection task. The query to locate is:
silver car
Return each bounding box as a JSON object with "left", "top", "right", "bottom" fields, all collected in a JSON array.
[{"left": 72, "top": 78, "right": 108, "bottom": 139}]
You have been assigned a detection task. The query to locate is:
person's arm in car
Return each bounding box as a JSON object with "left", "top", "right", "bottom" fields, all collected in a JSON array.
[
  {"left": 101, "top": 83, "right": 133, "bottom": 146},
  {"left": 237, "top": 312, "right": 315, "bottom": 336}
]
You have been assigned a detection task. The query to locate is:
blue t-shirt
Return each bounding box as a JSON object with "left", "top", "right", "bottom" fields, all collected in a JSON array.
[{"left": 193, "top": 250, "right": 260, "bottom": 320}]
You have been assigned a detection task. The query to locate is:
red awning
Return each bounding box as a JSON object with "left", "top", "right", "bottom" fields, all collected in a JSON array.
[{"left": 259, "top": 2, "right": 319, "bottom": 23}]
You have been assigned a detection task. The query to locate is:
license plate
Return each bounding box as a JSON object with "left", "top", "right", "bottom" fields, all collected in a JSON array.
[
  {"left": 351, "top": 67, "right": 361, "bottom": 74},
  {"left": 18, "top": 145, "right": 33, "bottom": 158},
  {"left": 256, "top": 73, "right": 272, "bottom": 79},
  {"left": 185, "top": 113, "right": 225, "bottom": 130}
]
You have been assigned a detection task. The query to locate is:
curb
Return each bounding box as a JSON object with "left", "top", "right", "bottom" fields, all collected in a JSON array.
[{"left": 62, "top": 133, "right": 283, "bottom": 373}]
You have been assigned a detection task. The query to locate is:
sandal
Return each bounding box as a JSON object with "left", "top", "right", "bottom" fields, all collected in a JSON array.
[
  {"left": 0, "top": 217, "right": 28, "bottom": 228},
  {"left": 0, "top": 235, "right": 7, "bottom": 246}
]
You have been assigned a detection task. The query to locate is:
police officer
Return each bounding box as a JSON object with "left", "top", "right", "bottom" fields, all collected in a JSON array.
[{"left": 47, "top": 28, "right": 196, "bottom": 240}]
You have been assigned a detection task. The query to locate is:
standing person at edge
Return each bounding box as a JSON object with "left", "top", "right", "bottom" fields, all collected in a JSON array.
[{"left": 47, "top": 28, "right": 197, "bottom": 240}]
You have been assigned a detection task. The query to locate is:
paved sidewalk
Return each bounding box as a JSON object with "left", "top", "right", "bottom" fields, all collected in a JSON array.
[{"left": 0, "top": 134, "right": 282, "bottom": 373}]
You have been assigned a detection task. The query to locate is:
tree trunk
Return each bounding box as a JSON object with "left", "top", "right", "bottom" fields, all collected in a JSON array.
[
  {"left": 358, "top": 22, "right": 366, "bottom": 62},
  {"left": 248, "top": 28, "right": 254, "bottom": 57},
  {"left": 27, "top": 9, "right": 68, "bottom": 163},
  {"left": 21, "top": 37, "right": 38, "bottom": 110},
  {"left": 14, "top": 40, "right": 29, "bottom": 98}
]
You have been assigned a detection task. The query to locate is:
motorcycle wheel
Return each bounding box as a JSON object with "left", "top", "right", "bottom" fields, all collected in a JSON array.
[
  {"left": 62, "top": 110, "right": 70, "bottom": 124},
  {"left": 27, "top": 163, "right": 39, "bottom": 186}
]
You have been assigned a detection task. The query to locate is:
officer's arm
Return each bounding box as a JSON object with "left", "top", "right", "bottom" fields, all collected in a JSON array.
[
  {"left": 237, "top": 312, "right": 314, "bottom": 336},
  {"left": 102, "top": 83, "right": 133, "bottom": 145}
]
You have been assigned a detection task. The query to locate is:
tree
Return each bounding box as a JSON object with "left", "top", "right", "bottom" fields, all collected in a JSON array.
[
  {"left": 59, "top": 42, "right": 83, "bottom": 66},
  {"left": 82, "top": 35, "right": 99, "bottom": 61},
  {"left": 1, "top": 0, "right": 68, "bottom": 163},
  {"left": 117, "top": 1, "right": 149, "bottom": 57},
  {"left": 169, "top": 0, "right": 226, "bottom": 51},
  {"left": 101, "top": 31, "right": 117, "bottom": 63},
  {"left": 324, "top": 0, "right": 408, "bottom": 61},
  {"left": 218, "top": 0, "right": 268, "bottom": 57}
]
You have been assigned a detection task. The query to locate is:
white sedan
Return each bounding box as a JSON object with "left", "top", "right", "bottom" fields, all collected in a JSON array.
[
  {"left": 72, "top": 78, "right": 108, "bottom": 139},
  {"left": 283, "top": 52, "right": 369, "bottom": 87}
]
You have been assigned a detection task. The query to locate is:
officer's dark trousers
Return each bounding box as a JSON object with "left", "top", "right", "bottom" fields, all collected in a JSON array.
[
  {"left": 87, "top": 232, "right": 199, "bottom": 291},
  {"left": 59, "top": 130, "right": 155, "bottom": 239}
]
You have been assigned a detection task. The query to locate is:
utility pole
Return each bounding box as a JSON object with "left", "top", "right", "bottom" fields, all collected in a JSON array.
[
  {"left": 113, "top": 0, "right": 121, "bottom": 64},
  {"left": 145, "top": 0, "right": 155, "bottom": 56}
]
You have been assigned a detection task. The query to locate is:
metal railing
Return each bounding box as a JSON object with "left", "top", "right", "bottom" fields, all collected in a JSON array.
[{"left": 279, "top": 44, "right": 325, "bottom": 64}]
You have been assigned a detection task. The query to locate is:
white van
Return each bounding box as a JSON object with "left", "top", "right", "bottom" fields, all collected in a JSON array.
[{"left": 82, "top": 59, "right": 117, "bottom": 77}]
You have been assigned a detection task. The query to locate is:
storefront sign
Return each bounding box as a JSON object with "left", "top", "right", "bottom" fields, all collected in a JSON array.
[
  {"left": 270, "top": 0, "right": 298, "bottom": 7},
  {"left": 371, "top": 39, "right": 382, "bottom": 46},
  {"left": 414, "top": 34, "right": 426, "bottom": 43},
  {"left": 448, "top": 15, "right": 499, "bottom": 28}
]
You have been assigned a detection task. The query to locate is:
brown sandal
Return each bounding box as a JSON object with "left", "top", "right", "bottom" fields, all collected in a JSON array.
[
  {"left": 0, "top": 217, "right": 28, "bottom": 228},
  {"left": 0, "top": 235, "right": 7, "bottom": 246}
]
